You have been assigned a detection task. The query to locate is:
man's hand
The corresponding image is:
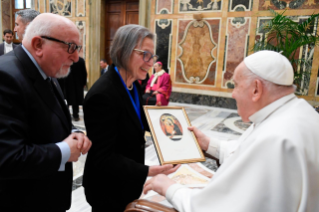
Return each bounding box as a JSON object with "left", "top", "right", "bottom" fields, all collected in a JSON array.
[
  {"left": 148, "top": 164, "right": 181, "bottom": 176},
  {"left": 64, "top": 133, "right": 92, "bottom": 162},
  {"left": 64, "top": 134, "right": 81, "bottom": 162},
  {"left": 143, "top": 174, "right": 176, "bottom": 196},
  {"left": 146, "top": 89, "right": 150, "bottom": 93},
  {"left": 72, "top": 132, "right": 92, "bottom": 154},
  {"left": 188, "top": 126, "right": 209, "bottom": 151}
]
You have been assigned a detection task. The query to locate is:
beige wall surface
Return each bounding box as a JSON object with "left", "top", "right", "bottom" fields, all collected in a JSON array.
[{"left": 150, "top": 0, "right": 319, "bottom": 103}]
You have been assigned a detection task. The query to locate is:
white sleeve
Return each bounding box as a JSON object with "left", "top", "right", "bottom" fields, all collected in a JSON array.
[
  {"left": 206, "top": 138, "right": 238, "bottom": 164},
  {"left": 166, "top": 136, "right": 304, "bottom": 212}
]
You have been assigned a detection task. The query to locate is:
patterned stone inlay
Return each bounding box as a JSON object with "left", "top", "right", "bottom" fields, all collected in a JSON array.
[
  {"left": 76, "top": 0, "right": 86, "bottom": 17},
  {"left": 179, "top": 0, "right": 222, "bottom": 12},
  {"left": 223, "top": 17, "right": 250, "bottom": 88},
  {"left": 229, "top": 0, "right": 253, "bottom": 11},
  {"left": 259, "top": 0, "right": 319, "bottom": 10},
  {"left": 1, "top": 0, "right": 11, "bottom": 32},
  {"left": 50, "top": 0, "right": 72, "bottom": 17},
  {"left": 76, "top": 21, "right": 86, "bottom": 59},
  {"left": 177, "top": 19, "right": 219, "bottom": 85},
  {"left": 155, "top": 19, "right": 173, "bottom": 73},
  {"left": 156, "top": 0, "right": 173, "bottom": 14}
]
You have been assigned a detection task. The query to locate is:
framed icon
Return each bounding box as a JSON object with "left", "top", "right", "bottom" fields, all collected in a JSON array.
[{"left": 143, "top": 106, "right": 205, "bottom": 165}]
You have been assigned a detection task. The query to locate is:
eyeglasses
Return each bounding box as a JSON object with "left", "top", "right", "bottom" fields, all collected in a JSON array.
[
  {"left": 134, "top": 49, "right": 158, "bottom": 62},
  {"left": 40, "top": 36, "right": 82, "bottom": 54}
]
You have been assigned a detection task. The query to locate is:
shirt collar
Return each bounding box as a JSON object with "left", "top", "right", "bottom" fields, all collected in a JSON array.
[
  {"left": 4, "top": 41, "right": 12, "bottom": 46},
  {"left": 21, "top": 45, "right": 48, "bottom": 80},
  {"left": 249, "top": 93, "right": 296, "bottom": 125}
]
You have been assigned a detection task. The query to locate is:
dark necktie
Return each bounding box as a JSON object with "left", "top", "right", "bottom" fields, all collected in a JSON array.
[{"left": 46, "top": 77, "right": 68, "bottom": 118}]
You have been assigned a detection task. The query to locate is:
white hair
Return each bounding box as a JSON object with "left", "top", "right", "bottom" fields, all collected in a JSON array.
[{"left": 23, "top": 18, "right": 56, "bottom": 45}]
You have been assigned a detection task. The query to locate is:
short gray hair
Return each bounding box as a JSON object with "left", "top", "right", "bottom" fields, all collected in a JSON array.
[
  {"left": 110, "top": 24, "right": 154, "bottom": 71},
  {"left": 242, "top": 65, "right": 296, "bottom": 94},
  {"left": 16, "top": 9, "right": 40, "bottom": 25}
]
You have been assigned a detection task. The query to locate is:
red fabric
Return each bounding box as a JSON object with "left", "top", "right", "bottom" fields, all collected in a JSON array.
[{"left": 145, "top": 72, "right": 172, "bottom": 106}]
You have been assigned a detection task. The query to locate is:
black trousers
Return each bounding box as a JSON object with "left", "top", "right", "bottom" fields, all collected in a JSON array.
[
  {"left": 71, "top": 104, "right": 79, "bottom": 118},
  {"left": 142, "top": 91, "right": 156, "bottom": 105}
]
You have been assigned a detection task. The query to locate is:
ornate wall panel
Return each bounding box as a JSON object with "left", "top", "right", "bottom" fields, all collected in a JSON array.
[
  {"left": 155, "top": 19, "right": 173, "bottom": 73},
  {"left": 175, "top": 18, "right": 219, "bottom": 86},
  {"left": 229, "top": 0, "right": 253, "bottom": 11},
  {"left": 179, "top": 0, "right": 222, "bottom": 13},
  {"left": 50, "top": 0, "right": 72, "bottom": 17},
  {"left": 76, "top": 0, "right": 86, "bottom": 17},
  {"left": 150, "top": 0, "right": 319, "bottom": 105},
  {"left": 258, "top": 0, "right": 319, "bottom": 10},
  {"left": 1, "top": 0, "right": 11, "bottom": 31},
  {"left": 76, "top": 21, "right": 86, "bottom": 58},
  {"left": 156, "top": 0, "right": 174, "bottom": 14},
  {"left": 223, "top": 17, "right": 250, "bottom": 88}
]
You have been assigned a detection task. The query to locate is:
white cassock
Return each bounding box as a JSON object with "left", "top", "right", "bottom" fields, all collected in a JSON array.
[{"left": 166, "top": 93, "right": 319, "bottom": 212}]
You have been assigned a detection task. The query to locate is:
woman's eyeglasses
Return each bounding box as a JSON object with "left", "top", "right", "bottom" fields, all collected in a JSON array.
[
  {"left": 41, "top": 36, "right": 82, "bottom": 54},
  {"left": 134, "top": 49, "right": 158, "bottom": 62}
]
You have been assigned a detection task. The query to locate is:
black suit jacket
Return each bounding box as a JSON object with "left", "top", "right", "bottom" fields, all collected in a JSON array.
[
  {"left": 0, "top": 46, "right": 73, "bottom": 212},
  {"left": 58, "top": 57, "right": 87, "bottom": 105},
  {"left": 0, "top": 42, "right": 18, "bottom": 56},
  {"left": 83, "top": 64, "right": 150, "bottom": 211}
]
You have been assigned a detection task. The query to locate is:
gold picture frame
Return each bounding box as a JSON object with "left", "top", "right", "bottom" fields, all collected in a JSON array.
[{"left": 143, "top": 106, "right": 205, "bottom": 165}]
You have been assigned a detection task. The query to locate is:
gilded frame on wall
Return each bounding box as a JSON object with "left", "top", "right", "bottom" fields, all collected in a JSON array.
[{"left": 143, "top": 106, "right": 205, "bottom": 165}]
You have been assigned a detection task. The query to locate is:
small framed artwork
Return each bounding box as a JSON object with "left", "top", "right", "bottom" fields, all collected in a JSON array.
[{"left": 143, "top": 106, "right": 205, "bottom": 165}]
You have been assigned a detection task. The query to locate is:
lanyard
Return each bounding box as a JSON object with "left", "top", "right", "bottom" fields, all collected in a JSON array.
[{"left": 115, "top": 66, "right": 144, "bottom": 130}]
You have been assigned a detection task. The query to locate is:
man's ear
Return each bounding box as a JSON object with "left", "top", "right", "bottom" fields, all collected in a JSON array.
[
  {"left": 31, "top": 36, "right": 44, "bottom": 57},
  {"left": 252, "top": 79, "right": 263, "bottom": 102}
]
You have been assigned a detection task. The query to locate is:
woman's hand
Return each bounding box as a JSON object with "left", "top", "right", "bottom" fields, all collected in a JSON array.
[
  {"left": 148, "top": 164, "right": 181, "bottom": 176},
  {"left": 188, "top": 126, "right": 210, "bottom": 151}
]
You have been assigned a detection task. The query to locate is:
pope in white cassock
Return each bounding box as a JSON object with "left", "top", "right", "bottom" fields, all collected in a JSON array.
[{"left": 143, "top": 50, "right": 319, "bottom": 212}]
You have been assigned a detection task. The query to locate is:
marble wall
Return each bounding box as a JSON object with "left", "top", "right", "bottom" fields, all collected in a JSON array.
[
  {"left": 1, "top": 0, "right": 11, "bottom": 33},
  {"left": 35, "top": 0, "right": 89, "bottom": 60},
  {"left": 150, "top": 0, "right": 319, "bottom": 106}
]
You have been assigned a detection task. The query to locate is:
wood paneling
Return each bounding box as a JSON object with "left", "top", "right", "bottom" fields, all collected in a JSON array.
[{"left": 104, "top": 0, "right": 139, "bottom": 64}]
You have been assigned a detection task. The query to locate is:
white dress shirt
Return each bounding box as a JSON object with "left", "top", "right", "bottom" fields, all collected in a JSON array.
[{"left": 4, "top": 41, "right": 13, "bottom": 53}]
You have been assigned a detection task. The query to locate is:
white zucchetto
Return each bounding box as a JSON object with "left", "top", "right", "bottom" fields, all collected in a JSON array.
[{"left": 244, "top": 50, "right": 294, "bottom": 86}]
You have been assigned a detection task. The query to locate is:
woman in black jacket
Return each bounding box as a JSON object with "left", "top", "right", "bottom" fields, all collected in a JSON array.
[{"left": 83, "top": 24, "right": 178, "bottom": 212}]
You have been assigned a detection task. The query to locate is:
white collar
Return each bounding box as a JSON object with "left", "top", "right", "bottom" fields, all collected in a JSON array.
[
  {"left": 4, "top": 41, "right": 12, "bottom": 46},
  {"left": 249, "top": 93, "right": 296, "bottom": 125}
]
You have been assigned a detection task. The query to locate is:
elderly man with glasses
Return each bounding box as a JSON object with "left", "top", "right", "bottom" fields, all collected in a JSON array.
[{"left": 0, "top": 13, "right": 91, "bottom": 212}]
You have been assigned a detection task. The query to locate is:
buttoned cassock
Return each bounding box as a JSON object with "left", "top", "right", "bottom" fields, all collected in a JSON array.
[{"left": 166, "top": 94, "right": 319, "bottom": 212}]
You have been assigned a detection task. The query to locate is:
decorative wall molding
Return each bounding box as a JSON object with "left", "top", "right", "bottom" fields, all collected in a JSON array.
[{"left": 50, "top": 0, "right": 72, "bottom": 17}]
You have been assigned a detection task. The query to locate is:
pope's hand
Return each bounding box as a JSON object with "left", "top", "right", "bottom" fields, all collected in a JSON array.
[
  {"left": 143, "top": 174, "right": 176, "bottom": 196},
  {"left": 188, "top": 126, "right": 209, "bottom": 151}
]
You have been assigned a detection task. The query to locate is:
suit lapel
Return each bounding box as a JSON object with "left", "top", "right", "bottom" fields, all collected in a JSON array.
[
  {"left": 14, "top": 46, "right": 71, "bottom": 131},
  {"left": 0, "top": 44, "right": 4, "bottom": 55},
  {"left": 109, "top": 65, "right": 143, "bottom": 132}
]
